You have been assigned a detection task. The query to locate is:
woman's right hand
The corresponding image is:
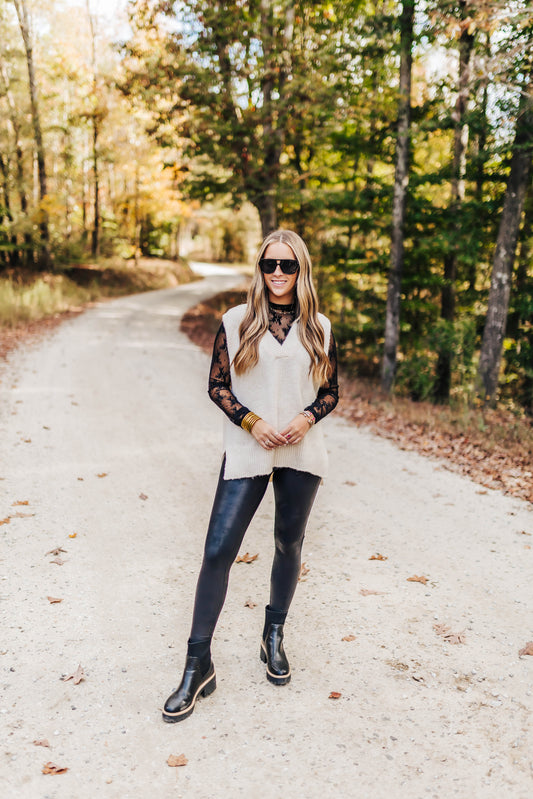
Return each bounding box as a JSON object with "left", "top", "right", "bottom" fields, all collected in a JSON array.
[{"left": 250, "top": 419, "right": 288, "bottom": 450}]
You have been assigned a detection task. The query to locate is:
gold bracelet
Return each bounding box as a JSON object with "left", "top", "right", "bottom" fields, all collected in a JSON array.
[
  {"left": 301, "top": 410, "right": 315, "bottom": 426},
  {"left": 241, "top": 412, "right": 261, "bottom": 433}
]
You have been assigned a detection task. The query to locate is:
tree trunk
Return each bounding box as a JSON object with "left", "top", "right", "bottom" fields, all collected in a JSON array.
[
  {"left": 381, "top": 0, "right": 415, "bottom": 393},
  {"left": 477, "top": 79, "right": 533, "bottom": 404},
  {"left": 434, "top": 3, "right": 474, "bottom": 402},
  {"left": 91, "top": 118, "right": 100, "bottom": 257},
  {"left": 0, "top": 60, "right": 31, "bottom": 264},
  {"left": 469, "top": 36, "right": 490, "bottom": 293},
  {"left": 13, "top": 0, "right": 50, "bottom": 269},
  {"left": 87, "top": 1, "right": 100, "bottom": 258},
  {"left": 0, "top": 151, "right": 14, "bottom": 268}
]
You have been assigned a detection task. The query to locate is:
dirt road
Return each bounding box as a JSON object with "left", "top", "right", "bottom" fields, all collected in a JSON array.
[{"left": 1, "top": 270, "right": 531, "bottom": 798}]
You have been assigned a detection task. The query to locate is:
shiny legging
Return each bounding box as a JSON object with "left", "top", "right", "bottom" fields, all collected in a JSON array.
[{"left": 189, "top": 461, "right": 321, "bottom": 641}]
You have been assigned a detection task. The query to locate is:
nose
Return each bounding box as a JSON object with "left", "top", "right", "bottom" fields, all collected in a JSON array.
[{"left": 273, "top": 262, "right": 284, "bottom": 276}]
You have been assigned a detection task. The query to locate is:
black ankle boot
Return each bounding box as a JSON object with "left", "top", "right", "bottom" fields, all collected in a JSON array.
[
  {"left": 260, "top": 605, "right": 291, "bottom": 685},
  {"left": 162, "top": 656, "right": 216, "bottom": 723}
]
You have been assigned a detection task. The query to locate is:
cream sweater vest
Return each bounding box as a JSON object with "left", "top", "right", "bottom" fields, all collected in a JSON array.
[{"left": 222, "top": 304, "right": 331, "bottom": 480}]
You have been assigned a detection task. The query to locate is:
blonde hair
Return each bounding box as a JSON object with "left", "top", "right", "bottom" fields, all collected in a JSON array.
[{"left": 232, "top": 229, "right": 331, "bottom": 386}]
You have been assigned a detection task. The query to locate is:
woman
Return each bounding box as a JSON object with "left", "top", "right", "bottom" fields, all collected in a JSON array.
[{"left": 162, "top": 229, "right": 338, "bottom": 722}]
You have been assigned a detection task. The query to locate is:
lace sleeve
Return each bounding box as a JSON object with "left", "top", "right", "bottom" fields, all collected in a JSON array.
[
  {"left": 304, "top": 331, "right": 339, "bottom": 423},
  {"left": 208, "top": 323, "right": 250, "bottom": 426}
]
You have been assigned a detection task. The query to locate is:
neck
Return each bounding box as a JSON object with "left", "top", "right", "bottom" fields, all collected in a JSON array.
[{"left": 268, "top": 296, "right": 295, "bottom": 307}]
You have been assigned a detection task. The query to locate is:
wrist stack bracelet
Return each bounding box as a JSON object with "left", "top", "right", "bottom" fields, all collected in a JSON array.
[
  {"left": 241, "top": 412, "right": 261, "bottom": 433},
  {"left": 301, "top": 410, "right": 315, "bottom": 426}
]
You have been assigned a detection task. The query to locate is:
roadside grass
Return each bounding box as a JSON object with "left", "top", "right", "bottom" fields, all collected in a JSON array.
[
  {"left": 0, "top": 257, "right": 197, "bottom": 328},
  {"left": 181, "top": 288, "right": 533, "bottom": 503}
]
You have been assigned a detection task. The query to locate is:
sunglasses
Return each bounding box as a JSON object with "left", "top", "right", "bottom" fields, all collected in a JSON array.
[{"left": 259, "top": 258, "right": 300, "bottom": 275}]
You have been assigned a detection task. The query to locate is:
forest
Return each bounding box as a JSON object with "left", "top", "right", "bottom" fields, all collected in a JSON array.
[{"left": 1, "top": 0, "right": 532, "bottom": 414}]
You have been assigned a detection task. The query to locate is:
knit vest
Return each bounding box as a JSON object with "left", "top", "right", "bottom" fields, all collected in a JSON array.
[{"left": 222, "top": 304, "right": 331, "bottom": 480}]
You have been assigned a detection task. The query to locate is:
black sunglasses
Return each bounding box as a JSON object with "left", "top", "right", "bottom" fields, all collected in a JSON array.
[{"left": 259, "top": 258, "right": 300, "bottom": 275}]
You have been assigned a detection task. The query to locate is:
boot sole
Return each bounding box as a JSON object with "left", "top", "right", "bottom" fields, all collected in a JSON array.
[
  {"left": 162, "top": 670, "right": 216, "bottom": 723},
  {"left": 260, "top": 641, "right": 291, "bottom": 685}
]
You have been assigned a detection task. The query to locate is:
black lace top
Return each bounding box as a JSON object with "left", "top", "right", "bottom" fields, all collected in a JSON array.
[{"left": 208, "top": 301, "right": 339, "bottom": 426}]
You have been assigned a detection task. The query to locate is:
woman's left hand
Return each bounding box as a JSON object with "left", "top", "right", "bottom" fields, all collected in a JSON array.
[{"left": 280, "top": 414, "right": 313, "bottom": 445}]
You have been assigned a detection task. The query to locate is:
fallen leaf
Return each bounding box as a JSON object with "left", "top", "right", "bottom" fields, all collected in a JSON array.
[
  {"left": 0, "top": 517, "right": 11, "bottom": 526},
  {"left": 342, "top": 634, "right": 356, "bottom": 642},
  {"left": 518, "top": 641, "right": 533, "bottom": 656},
  {"left": 68, "top": 533, "right": 77, "bottom": 539},
  {"left": 47, "top": 596, "right": 63, "bottom": 604},
  {"left": 42, "top": 762, "right": 68, "bottom": 775},
  {"left": 62, "top": 664, "right": 85, "bottom": 684},
  {"left": 97, "top": 472, "right": 108, "bottom": 478},
  {"left": 244, "top": 599, "right": 257, "bottom": 608},
  {"left": 343, "top": 480, "right": 357, "bottom": 486},
  {"left": 77, "top": 477, "right": 84, "bottom": 481},
  {"left": 476, "top": 490, "right": 488, "bottom": 495},
  {"left": 46, "top": 547, "right": 67, "bottom": 556},
  {"left": 328, "top": 691, "right": 342, "bottom": 699},
  {"left": 33, "top": 739, "right": 50, "bottom": 747},
  {"left": 139, "top": 493, "right": 148, "bottom": 500},
  {"left": 359, "top": 588, "right": 384, "bottom": 596},
  {"left": 167, "top": 754, "right": 188, "bottom": 767},
  {"left": 13, "top": 511, "right": 34, "bottom": 518},
  {"left": 12, "top": 500, "right": 29, "bottom": 506},
  {"left": 23, "top": 438, "right": 32, "bottom": 443},
  {"left": 407, "top": 575, "right": 428, "bottom": 585},
  {"left": 369, "top": 553, "right": 387, "bottom": 561},
  {"left": 298, "top": 562, "right": 310, "bottom": 581},
  {"left": 433, "top": 623, "right": 466, "bottom": 644},
  {"left": 235, "top": 552, "right": 258, "bottom": 564},
  {"left": 446, "top": 632, "right": 466, "bottom": 645},
  {"left": 49, "top": 557, "right": 65, "bottom": 566}
]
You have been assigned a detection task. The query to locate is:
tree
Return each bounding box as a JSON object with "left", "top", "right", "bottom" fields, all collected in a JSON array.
[
  {"left": 433, "top": 0, "right": 475, "bottom": 402},
  {"left": 12, "top": 0, "right": 50, "bottom": 268},
  {"left": 381, "top": 0, "right": 415, "bottom": 393},
  {"left": 477, "top": 74, "right": 533, "bottom": 404},
  {"left": 123, "top": 0, "right": 350, "bottom": 237}
]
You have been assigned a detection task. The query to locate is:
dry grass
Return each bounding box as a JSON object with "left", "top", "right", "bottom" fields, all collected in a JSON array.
[{"left": 0, "top": 256, "right": 198, "bottom": 359}]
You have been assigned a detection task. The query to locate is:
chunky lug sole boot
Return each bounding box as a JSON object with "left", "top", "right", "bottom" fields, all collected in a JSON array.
[
  {"left": 162, "top": 656, "right": 216, "bottom": 723},
  {"left": 260, "top": 623, "right": 291, "bottom": 685}
]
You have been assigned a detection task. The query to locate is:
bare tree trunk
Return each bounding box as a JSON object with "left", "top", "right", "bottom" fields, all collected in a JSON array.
[
  {"left": 434, "top": 2, "right": 474, "bottom": 402},
  {"left": 477, "top": 79, "right": 533, "bottom": 404},
  {"left": 86, "top": 0, "right": 100, "bottom": 258},
  {"left": 381, "top": 0, "right": 415, "bottom": 393},
  {"left": 13, "top": 0, "right": 50, "bottom": 269}
]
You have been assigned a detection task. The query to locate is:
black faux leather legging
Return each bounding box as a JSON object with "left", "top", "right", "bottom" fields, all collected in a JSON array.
[{"left": 189, "top": 461, "right": 321, "bottom": 641}]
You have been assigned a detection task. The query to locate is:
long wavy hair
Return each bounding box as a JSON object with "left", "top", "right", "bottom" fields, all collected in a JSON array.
[{"left": 232, "top": 229, "right": 331, "bottom": 386}]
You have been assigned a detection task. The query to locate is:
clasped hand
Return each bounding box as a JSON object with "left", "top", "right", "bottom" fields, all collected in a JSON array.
[{"left": 251, "top": 415, "right": 311, "bottom": 451}]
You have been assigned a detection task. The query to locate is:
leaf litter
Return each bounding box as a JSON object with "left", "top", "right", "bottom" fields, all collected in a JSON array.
[
  {"left": 235, "top": 552, "right": 258, "bottom": 564},
  {"left": 42, "top": 762, "right": 68, "bottom": 775},
  {"left": 61, "top": 664, "right": 85, "bottom": 684},
  {"left": 167, "top": 754, "right": 188, "bottom": 767},
  {"left": 433, "top": 623, "right": 466, "bottom": 645}
]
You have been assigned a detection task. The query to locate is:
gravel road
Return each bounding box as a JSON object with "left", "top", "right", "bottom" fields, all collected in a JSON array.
[{"left": 1, "top": 268, "right": 532, "bottom": 799}]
